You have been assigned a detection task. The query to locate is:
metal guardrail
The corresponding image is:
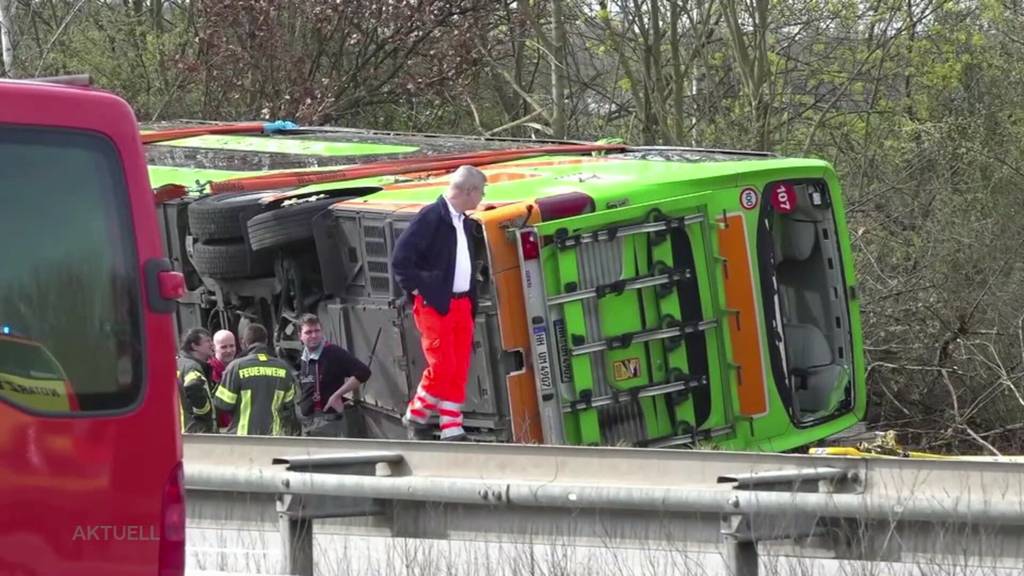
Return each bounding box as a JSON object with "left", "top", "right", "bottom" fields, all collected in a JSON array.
[{"left": 183, "top": 435, "right": 1024, "bottom": 576}]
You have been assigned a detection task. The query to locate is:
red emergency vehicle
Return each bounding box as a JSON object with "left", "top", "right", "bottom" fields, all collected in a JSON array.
[{"left": 0, "top": 78, "right": 186, "bottom": 575}]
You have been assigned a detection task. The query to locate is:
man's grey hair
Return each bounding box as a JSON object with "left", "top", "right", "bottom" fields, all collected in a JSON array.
[{"left": 448, "top": 165, "right": 487, "bottom": 194}]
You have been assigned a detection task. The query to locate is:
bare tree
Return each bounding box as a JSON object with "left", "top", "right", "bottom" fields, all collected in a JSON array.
[
  {"left": 721, "top": 0, "right": 772, "bottom": 150},
  {"left": 583, "top": 0, "right": 719, "bottom": 145},
  {"left": 0, "top": 0, "right": 16, "bottom": 77},
  {"left": 498, "top": 0, "right": 570, "bottom": 138}
]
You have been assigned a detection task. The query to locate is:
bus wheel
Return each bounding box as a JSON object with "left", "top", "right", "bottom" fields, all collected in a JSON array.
[
  {"left": 247, "top": 193, "right": 360, "bottom": 251},
  {"left": 191, "top": 240, "right": 274, "bottom": 279},
  {"left": 187, "top": 191, "right": 276, "bottom": 241}
]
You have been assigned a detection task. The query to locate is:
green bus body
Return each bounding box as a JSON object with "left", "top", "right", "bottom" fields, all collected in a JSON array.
[{"left": 148, "top": 130, "right": 865, "bottom": 451}]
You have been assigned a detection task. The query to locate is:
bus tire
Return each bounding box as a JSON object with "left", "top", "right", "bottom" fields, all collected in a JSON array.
[
  {"left": 187, "top": 192, "right": 275, "bottom": 241},
  {"left": 191, "top": 240, "right": 274, "bottom": 279},
  {"left": 247, "top": 194, "right": 352, "bottom": 251}
]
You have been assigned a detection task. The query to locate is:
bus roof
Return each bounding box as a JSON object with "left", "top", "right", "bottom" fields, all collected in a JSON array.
[{"left": 145, "top": 126, "right": 833, "bottom": 206}]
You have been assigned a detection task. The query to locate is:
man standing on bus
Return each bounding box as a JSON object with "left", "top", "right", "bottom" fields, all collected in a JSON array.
[
  {"left": 391, "top": 165, "right": 486, "bottom": 441},
  {"left": 214, "top": 323, "right": 298, "bottom": 436},
  {"left": 177, "top": 327, "right": 217, "bottom": 434}
]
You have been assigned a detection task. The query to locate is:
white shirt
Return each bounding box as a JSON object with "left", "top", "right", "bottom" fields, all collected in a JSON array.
[{"left": 445, "top": 197, "right": 472, "bottom": 293}]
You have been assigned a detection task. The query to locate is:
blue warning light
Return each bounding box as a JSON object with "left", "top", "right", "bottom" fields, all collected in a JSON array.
[{"left": 1, "top": 325, "right": 10, "bottom": 335}]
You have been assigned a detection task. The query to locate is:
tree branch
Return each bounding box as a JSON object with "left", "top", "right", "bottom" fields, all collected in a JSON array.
[{"left": 33, "top": 0, "right": 88, "bottom": 77}]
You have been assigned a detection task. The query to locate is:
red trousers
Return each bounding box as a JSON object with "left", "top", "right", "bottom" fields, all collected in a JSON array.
[{"left": 405, "top": 295, "right": 473, "bottom": 434}]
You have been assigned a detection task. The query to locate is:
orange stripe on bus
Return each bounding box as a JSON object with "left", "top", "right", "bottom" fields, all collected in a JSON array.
[
  {"left": 506, "top": 371, "right": 543, "bottom": 444},
  {"left": 385, "top": 171, "right": 539, "bottom": 191},
  {"left": 381, "top": 157, "right": 608, "bottom": 191},
  {"left": 494, "top": 157, "right": 606, "bottom": 170},
  {"left": 478, "top": 203, "right": 544, "bottom": 443},
  {"left": 327, "top": 200, "right": 421, "bottom": 212},
  {"left": 718, "top": 213, "right": 768, "bottom": 417}
]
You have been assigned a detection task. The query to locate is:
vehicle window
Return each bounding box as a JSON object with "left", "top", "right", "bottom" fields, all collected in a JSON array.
[
  {"left": 0, "top": 125, "right": 143, "bottom": 413},
  {"left": 0, "top": 337, "right": 64, "bottom": 379}
]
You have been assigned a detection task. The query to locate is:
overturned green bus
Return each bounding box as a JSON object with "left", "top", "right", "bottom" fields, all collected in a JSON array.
[{"left": 148, "top": 126, "right": 865, "bottom": 451}]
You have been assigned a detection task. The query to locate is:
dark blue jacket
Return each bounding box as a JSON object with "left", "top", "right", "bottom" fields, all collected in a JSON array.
[{"left": 392, "top": 196, "right": 479, "bottom": 316}]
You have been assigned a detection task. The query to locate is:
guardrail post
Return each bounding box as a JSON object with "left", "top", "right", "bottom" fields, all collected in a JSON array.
[
  {"left": 717, "top": 466, "right": 861, "bottom": 576},
  {"left": 277, "top": 494, "right": 313, "bottom": 576},
  {"left": 725, "top": 541, "right": 758, "bottom": 576},
  {"left": 721, "top": 514, "right": 758, "bottom": 576},
  {"left": 270, "top": 451, "right": 405, "bottom": 575}
]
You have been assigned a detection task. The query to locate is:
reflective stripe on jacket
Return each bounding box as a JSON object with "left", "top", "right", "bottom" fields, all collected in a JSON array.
[
  {"left": 214, "top": 344, "right": 298, "bottom": 436},
  {"left": 177, "top": 354, "right": 216, "bottom": 434}
]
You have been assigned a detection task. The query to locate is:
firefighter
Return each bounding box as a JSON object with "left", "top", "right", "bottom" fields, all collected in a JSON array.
[
  {"left": 177, "top": 327, "right": 217, "bottom": 434},
  {"left": 214, "top": 323, "right": 299, "bottom": 436}
]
